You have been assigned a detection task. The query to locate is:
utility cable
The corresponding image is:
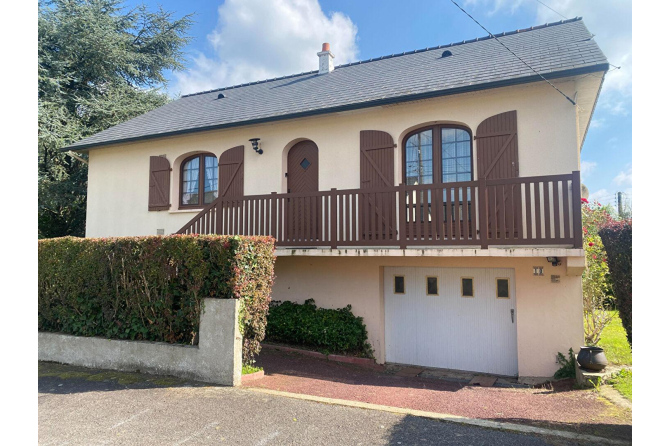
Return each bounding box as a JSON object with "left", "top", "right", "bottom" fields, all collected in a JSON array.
[
  {"left": 534, "top": 0, "right": 569, "bottom": 20},
  {"left": 449, "top": 0, "right": 577, "bottom": 106}
]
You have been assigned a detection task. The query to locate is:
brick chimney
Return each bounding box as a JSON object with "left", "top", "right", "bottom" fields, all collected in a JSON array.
[{"left": 317, "top": 42, "right": 334, "bottom": 74}]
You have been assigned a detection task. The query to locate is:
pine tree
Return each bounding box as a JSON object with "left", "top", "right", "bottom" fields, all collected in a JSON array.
[{"left": 38, "top": 0, "right": 192, "bottom": 237}]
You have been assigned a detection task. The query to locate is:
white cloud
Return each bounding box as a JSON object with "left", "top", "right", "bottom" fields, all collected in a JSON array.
[
  {"left": 588, "top": 188, "right": 611, "bottom": 205},
  {"left": 583, "top": 166, "right": 633, "bottom": 208},
  {"left": 581, "top": 160, "right": 597, "bottom": 178},
  {"left": 613, "top": 166, "right": 632, "bottom": 186},
  {"left": 175, "top": 0, "right": 359, "bottom": 95},
  {"left": 464, "top": 0, "right": 525, "bottom": 16},
  {"left": 589, "top": 118, "right": 605, "bottom": 129}
]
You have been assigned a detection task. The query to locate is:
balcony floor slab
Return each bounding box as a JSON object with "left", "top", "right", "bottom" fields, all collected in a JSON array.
[{"left": 274, "top": 247, "right": 584, "bottom": 258}]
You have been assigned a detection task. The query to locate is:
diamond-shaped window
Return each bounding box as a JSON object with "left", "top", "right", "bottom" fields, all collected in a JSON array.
[{"left": 300, "top": 158, "right": 311, "bottom": 170}]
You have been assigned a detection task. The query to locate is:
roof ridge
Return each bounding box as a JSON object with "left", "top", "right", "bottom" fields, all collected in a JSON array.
[{"left": 180, "top": 16, "right": 582, "bottom": 99}]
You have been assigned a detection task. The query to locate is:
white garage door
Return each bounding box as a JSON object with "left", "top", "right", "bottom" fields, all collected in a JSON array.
[{"left": 384, "top": 267, "right": 518, "bottom": 376}]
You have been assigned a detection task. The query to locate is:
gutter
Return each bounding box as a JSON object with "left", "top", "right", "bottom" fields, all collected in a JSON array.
[{"left": 63, "top": 63, "right": 611, "bottom": 152}]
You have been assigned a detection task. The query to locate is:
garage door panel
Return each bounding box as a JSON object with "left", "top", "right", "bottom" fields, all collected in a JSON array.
[{"left": 384, "top": 267, "right": 518, "bottom": 376}]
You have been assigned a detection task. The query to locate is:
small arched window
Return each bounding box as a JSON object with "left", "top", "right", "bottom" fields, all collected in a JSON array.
[
  {"left": 180, "top": 153, "right": 218, "bottom": 208},
  {"left": 403, "top": 125, "right": 472, "bottom": 185}
]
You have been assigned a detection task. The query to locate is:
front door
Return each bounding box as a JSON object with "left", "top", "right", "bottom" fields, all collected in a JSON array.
[{"left": 286, "top": 140, "right": 319, "bottom": 242}]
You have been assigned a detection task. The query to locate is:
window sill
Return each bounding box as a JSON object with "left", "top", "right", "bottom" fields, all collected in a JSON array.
[{"left": 169, "top": 209, "right": 203, "bottom": 214}]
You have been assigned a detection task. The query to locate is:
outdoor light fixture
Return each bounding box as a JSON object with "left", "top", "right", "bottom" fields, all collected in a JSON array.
[
  {"left": 546, "top": 256, "right": 561, "bottom": 267},
  {"left": 249, "top": 138, "right": 262, "bottom": 155}
]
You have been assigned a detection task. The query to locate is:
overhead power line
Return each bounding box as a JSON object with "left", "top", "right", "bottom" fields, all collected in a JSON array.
[
  {"left": 449, "top": 0, "right": 577, "bottom": 106},
  {"left": 534, "top": 0, "right": 569, "bottom": 20}
]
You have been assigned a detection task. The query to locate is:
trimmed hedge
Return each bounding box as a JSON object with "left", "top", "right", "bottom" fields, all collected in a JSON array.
[
  {"left": 38, "top": 235, "right": 275, "bottom": 364},
  {"left": 599, "top": 220, "right": 632, "bottom": 347},
  {"left": 266, "top": 299, "right": 373, "bottom": 357}
]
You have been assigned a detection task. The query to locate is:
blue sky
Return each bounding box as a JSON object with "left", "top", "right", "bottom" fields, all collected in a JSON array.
[{"left": 125, "top": 0, "right": 632, "bottom": 209}]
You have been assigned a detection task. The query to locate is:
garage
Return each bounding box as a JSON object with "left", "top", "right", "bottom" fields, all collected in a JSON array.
[{"left": 384, "top": 266, "right": 518, "bottom": 376}]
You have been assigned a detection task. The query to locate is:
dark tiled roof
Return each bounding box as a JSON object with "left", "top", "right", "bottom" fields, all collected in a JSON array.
[{"left": 66, "top": 18, "right": 607, "bottom": 151}]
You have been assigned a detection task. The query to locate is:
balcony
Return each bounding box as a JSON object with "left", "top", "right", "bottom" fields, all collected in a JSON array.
[{"left": 176, "top": 172, "right": 583, "bottom": 250}]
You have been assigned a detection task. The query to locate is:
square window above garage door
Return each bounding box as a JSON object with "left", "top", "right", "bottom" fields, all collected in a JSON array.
[
  {"left": 461, "top": 277, "right": 474, "bottom": 297},
  {"left": 426, "top": 276, "right": 438, "bottom": 295},
  {"left": 496, "top": 278, "right": 510, "bottom": 298},
  {"left": 394, "top": 275, "right": 405, "bottom": 294}
]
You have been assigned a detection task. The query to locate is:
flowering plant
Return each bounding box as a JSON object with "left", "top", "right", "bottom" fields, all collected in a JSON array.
[{"left": 581, "top": 199, "right": 616, "bottom": 345}]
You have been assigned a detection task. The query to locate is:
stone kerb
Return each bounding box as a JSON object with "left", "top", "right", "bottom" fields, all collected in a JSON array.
[{"left": 38, "top": 298, "right": 242, "bottom": 386}]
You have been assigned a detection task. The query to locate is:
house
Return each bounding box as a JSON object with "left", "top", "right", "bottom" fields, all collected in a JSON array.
[{"left": 64, "top": 18, "right": 608, "bottom": 381}]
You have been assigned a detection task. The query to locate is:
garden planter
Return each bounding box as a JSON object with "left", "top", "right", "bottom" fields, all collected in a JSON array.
[{"left": 577, "top": 346, "right": 608, "bottom": 371}]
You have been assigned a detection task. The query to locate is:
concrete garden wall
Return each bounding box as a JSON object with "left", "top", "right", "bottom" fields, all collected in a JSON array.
[{"left": 38, "top": 298, "right": 242, "bottom": 386}]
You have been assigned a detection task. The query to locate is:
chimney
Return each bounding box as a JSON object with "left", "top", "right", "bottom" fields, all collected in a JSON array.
[{"left": 317, "top": 42, "right": 334, "bottom": 74}]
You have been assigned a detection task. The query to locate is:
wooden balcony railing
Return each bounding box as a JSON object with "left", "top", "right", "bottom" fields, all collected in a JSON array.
[{"left": 176, "top": 171, "right": 583, "bottom": 249}]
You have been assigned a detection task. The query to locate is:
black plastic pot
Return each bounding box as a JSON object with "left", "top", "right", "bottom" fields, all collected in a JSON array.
[{"left": 577, "top": 346, "right": 608, "bottom": 371}]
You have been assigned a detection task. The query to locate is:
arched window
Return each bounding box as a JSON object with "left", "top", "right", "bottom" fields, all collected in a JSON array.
[
  {"left": 403, "top": 125, "right": 472, "bottom": 185},
  {"left": 180, "top": 153, "right": 218, "bottom": 208}
]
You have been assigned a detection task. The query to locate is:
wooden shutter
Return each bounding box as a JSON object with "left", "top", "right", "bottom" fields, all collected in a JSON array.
[
  {"left": 475, "top": 111, "right": 520, "bottom": 238},
  {"left": 360, "top": 130, "right": 396, "bottom": 241},
  {"left": 475, "top": 110, "right": 519, "bottom": 180},
  {"left": 360, "top": 130, "right": 394, "bottom": 188},
  {"left": 219, "top": 145, "right": 244, "bottom": 198},
  {"left": 148, "top": 156, "right": 170, "bottom": 211}
]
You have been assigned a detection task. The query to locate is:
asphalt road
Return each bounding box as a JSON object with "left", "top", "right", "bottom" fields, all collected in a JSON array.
[{"left": 38, "top": 364, "right": 590, "bottom": 446}]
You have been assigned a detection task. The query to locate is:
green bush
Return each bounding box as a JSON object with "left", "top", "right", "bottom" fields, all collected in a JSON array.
[
  {"left": 266, "top": 299, "right": 373, "bottom": 357},
  {"left": 38, "top": 235, "right": 275, "bottom": 364},
  {"left": 599, "top": 221, "right": 632, "bottom": 347},
  {"left": 554, "top": 348, "right": 576, "bottom": 380}
]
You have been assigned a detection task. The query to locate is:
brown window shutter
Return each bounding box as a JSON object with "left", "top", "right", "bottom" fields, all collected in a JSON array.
[
  {"left": 148, "top": 156, "right": 170, "bottom": 211},
  {"left": 475, "top": 110, "right": 519, "bottom": 180},
  {"left": 476, "top": 111, "right": 521, "bottom": 238},
  {"left": 360, "top": 130, "right": 394, "bottom": 188},
  {"left": 360, "top": 130, "right": 396, "bottom": 239},
  {"left": 219, "top": 146, "right": 244, "bottom": 198}
]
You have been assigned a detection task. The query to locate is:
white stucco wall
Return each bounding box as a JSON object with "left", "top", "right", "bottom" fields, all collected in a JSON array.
[
  {"left": 272, "top": 256, "right": 583, "bottom": 379},
  {"left": 84, "top": 76, "right": 596, "bottom": 238},
  {"left": 38, "top": 298, "right": 243, "bottom": 385}
]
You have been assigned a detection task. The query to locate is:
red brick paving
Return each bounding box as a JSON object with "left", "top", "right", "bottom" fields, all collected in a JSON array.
[{"left": 245, "top": 349, "right": 632, "bottom": 441}]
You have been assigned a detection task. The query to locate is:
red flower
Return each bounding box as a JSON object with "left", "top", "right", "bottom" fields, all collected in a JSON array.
[
  {"left": 581, "top": 198, "right": 589, "bottom": 203},
  {"left": 592, "top": 255, "right": 597, "bottom": 259},
  {"left": 588, "top": 242, "right": 594, "bottom": 246}
]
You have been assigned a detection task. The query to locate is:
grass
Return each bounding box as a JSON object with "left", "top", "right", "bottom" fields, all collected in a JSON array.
[
  {"left": 596, "top": 310, "right": 632, "bottom": 366},
  {"left": 609, "top": 369, "right": 632, "bottom": 401},
  {"left": 590, "top": 310, "right": 632, "bottom": 401},
  {"left": 242, "top": 364, "right": 263, "bottom": 375}
]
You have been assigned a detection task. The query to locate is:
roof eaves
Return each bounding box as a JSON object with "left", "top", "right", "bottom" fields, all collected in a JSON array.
[{"left": 64, "top": 61, "right": 609, "bottom": 152}]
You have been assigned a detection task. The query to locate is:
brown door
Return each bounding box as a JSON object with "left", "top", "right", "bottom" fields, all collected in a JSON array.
[
  {"left": 360, "top": 130, "right": 395, "bottom": 241},
  {"left": 286, "top": 140, "right": 319, "bottom": 241},
  {"left": 476, "top": 110, "right": 521, "bottom": 239}
]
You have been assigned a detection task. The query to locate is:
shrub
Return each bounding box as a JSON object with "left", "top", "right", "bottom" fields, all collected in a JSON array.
[
  {"left": 554, "top": 348, "right": 576, "bottom": 380},
  {"left": 266, "top": 299, "right": 373, "bottom": 357},
  {"left": 38, "top": 235, "right": 275, "bottom": 364},
  {"left": 581, "top": 201, "right": 615, "bottom": 345},
  {"left": 599, "top": 220, "right": 632, "bottom": 347}
]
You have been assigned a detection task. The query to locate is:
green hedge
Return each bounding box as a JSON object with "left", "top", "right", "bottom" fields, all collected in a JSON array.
[
  {"left": 266, "top": 299, "right": 373, "bottom": 357},
  {"left": 599, "top": 221, "right": 632, "bottom": 347},
  {"left": 38, "top": 235, "right": 275, "bottom": 364}
]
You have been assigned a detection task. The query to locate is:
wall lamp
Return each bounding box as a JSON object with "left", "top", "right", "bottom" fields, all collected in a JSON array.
[
  {"left": 546, "top": 257, "right": 561, "bottom": 267},
  {"left": 249, "top": 138, "right": 263, "bottom": 155}
]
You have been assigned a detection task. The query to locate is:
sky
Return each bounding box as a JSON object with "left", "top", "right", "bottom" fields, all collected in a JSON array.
[{"left": 124, "top": 0, "right": 632, "bottom": 210}]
